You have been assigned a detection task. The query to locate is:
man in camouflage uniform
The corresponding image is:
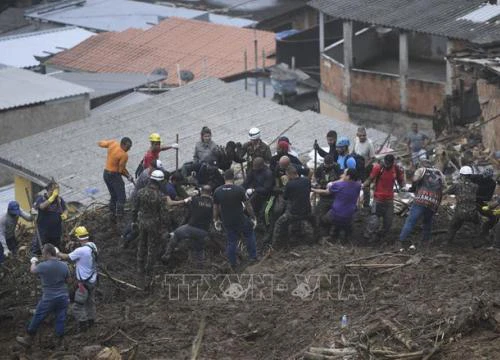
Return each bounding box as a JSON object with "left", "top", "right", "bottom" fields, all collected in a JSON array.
[
  {"left": 313, "top": 154, "right": 341, "bottom": 236},
  {"left": 133, "top": 170, "right": 169, "bottom": 278},
  {"left": 445, "top": 166, "right": 479, "bottom": 244},
  {"left": 242, "top": 127, "right": 272, "bottom": 173}
]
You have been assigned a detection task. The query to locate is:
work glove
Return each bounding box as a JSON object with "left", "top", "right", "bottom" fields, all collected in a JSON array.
[
  {"left": 60, "top": 212, "right": 68, "bottom": 221},
  {"left": 245, "top": 188, "right": 255, "bottom": 198},
  {"left": 170, "top": 143, "right": 179, "bottom": 149},
  {"left": 48, "top": 187, "right": 59, "bottom": 203},
  {"left": 214, "top": 220, "right": 222, "bottom": 232},
  {"left": 183, "top": 197, "right": 192, "bottom": 204},
  {"left": 30, "top": 257, "right": 38, "bottom": 264},
  {"left": 250, "top": 217, "right": 257, "bottom": 230},
  {"left": 3, "top": 248, "right": 11, "bottom": 258}
]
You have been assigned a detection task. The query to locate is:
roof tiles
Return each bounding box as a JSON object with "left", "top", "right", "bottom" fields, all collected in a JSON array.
[{"left": 49, "top": 18, "right": 275, "bottom": 84}]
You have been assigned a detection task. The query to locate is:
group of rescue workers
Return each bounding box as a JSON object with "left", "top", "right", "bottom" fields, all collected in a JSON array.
[{"left": 2, "top": 122, "right": 499, "bottom": 349}]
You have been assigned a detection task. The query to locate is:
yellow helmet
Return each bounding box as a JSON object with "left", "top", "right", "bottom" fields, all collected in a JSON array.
[
  {"left": 74, "top": 226, "right": 89, "bottom": 240},
  {"left": 149, "top": 133, "right": 161, "bottom": 143}
]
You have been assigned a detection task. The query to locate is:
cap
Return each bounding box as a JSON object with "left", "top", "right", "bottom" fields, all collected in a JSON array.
[{"left": 7, "top": 201, "right": 20, "bottom": 216}]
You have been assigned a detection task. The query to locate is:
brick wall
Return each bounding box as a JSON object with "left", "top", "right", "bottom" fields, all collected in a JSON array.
[
  {"left": 350, "top": 69, "right": 400, "bottom": 111},
  {"left": 320, "top": 56, "right": 344, "bottom": 102},
  {"left": 407, "top": 79, "right": 445, "bottom": 117},
  {"left": 478, "top": 79, "right": 500, "bottom": 152}
]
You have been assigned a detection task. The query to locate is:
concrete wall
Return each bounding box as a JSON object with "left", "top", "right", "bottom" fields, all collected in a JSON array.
[
  {"left": 0, "top": 94, "right": 90, "bottom": 145},
  {"left": 352, "top": 28, "right": 383, "bottom": 67},
  {"left": 409, "top": 33, "right": 447, "bottom": 62},
  {"left": 478, "top": 79, "right": 500, "bottom": 152},
  {"left": 321, "top": 56, "right": 345, "bottom": 102},
  {"left": 407, "top": 79, "right": 445, "bottom": 117},
  {"left": 351, "top": 69, "right": 400, "bottom": 111}
]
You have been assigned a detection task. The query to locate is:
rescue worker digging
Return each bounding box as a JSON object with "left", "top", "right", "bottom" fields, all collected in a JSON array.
[
  {"left": 0, "top": 201, "right": 32, "bottom": 261},
  {"left": 57, "top": 226, "right": 98, "bottom": 332}
]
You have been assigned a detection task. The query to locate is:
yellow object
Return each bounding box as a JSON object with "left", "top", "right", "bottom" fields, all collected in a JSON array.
[
  {"left": 75, "top": 226, "right": 89, "bottom": 239},
  {"left": 15, "top": 175, "right": 33, "bottom": 227},
  {"left": 48, "top": 187, "right": 58, "bottom": 203},
  {"left": 482, "top": 206, "right": 500, "bottom": 216},
  {"left": 60, "top": 212, "right": 68, "bottom": 221},
  {"left": 149, "top": 133, "right": 161, "bottom": 142}
]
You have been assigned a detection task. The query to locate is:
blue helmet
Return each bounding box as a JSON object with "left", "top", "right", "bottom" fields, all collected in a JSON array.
[
  {"left": 346, "top": 157, "right": 357, "bottom": 169},
  {"left": 7, "top": 201, "right": 20, "bottom": 216},
  {"left": 336, "top": 137, "right": 350, "bottom": 147}
]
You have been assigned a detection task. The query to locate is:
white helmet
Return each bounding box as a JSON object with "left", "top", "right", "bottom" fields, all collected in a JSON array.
[
  {"left": 248, "top": 127, "right": 261, "bottom": 140},
  {"left": 459, "top": 166, "right": 473, "bottom": 175},
  {"left": 150, "top": 169, "right": 165, "bottom": 181}
]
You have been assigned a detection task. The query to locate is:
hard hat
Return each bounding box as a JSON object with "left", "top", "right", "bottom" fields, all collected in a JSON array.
[
  {"left": 149, "top": 133, "right": 161, "bottom": 143},
  {"left": 336, "top": 137, "right": 350, "bottom": 147},
  {"left": 346, "top": 157, "right": 357, "bottom": 169},
  {"left": 248, "top": 127, "right": 261, "bottom": 140},
  {"left": 459, "top": 166, "right": 473, "bottom": 175},
  {"left": 150, "top": 169, "right": 165, "bottom": 181},
  {"left": 75, "top": 226, "right": 89, "bottom": 240},
  {"left": 7, "top": 201, "right": 20, "bottom": 216}
]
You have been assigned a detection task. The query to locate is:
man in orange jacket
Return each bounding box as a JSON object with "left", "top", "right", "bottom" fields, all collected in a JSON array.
[{"left": 98, "top": 137, "right": 133, "bottom": 223}]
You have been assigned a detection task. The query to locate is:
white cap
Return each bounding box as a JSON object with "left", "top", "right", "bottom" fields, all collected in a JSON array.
[
  {"left": 459, "top": 166, "right": 473, "bottom": 175},
  {"left": 150, "top": 169, "right": 165, "bottom": 181},
  {"left": 249, "top": 127, "right": 261, "bottom": 140}
]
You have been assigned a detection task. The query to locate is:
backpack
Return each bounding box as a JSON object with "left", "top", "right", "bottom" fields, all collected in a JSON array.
[{"left": 135, "top": 159, "right": 144, "bottom": 179}]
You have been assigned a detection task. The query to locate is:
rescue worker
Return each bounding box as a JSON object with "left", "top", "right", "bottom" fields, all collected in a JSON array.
[
  {"left": 336, "top": 137, "right": 355, "bottom": 171},
  {"left": 399, "top": 160, "right": 444, "bottom": 248},
  {"left": 405, "top": 122, "right": 429, "bottom": 166},
  {"left": 162, "top": 185, "right": 214, "bottom": 267},
  {"left": 0, "top": 201, "right": 32, "bottom": 261},
  {"left": 472, "top": 167, "right": 497, "bottom": 237},
  {"left": 213, "top": 169, "right": 257, "bottom": 268},
  {"left": 270, "top": 140, "right": 309, "bottom": 176},
  {"left": 312, "top": 168, "right": 361, "bottom": 242},
  {"left": 313, "top": 155, "right": 341, "bottom": 236},
  {"left": 241, "top": 127, "right": 272, "bottom": 173},
  {"left": 133, "top": 170, "right": 169, "bottom": 280},
  {"left": 243, "top": 157, "right": 274, "bottom": 219},
  {"left": 363, "top": 154, "right": 404, "bottom": 242},
  {"left": 57, "top": 226, "right": 98, "bottom": 332},
  {"left": 98, "top": 137, "right": 133, "bottom": 223},
  {"left": 33, "top": 181, "right": 67, "bottom": 255},
  {"left": 142, "top": 133, "right": 178, "bottom": 169},
  {"left": 16, "top": 244, "right": 70, "bottom": 348},
  {"left": 445, "top": 166, "right": 480, "bottom": 244},
  {"left": 164, "top": 172, "right": 191, "bottom": 229},
  {"left": 353, "top": 127, "right": 376, "bottom": 208},
  {"left": 314, "top": 130, "right": 338, "bottom": 161},
  {"left": 271, "top": 166, "right": 312, "bottom": 248},
  {"left": 132, "top": 159, "right": 165, "bottom": 201}
]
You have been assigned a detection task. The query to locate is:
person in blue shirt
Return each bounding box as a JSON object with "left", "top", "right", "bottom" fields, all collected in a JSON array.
[{"left": 17, "top": 244, "right": 70, "bottom": 348}]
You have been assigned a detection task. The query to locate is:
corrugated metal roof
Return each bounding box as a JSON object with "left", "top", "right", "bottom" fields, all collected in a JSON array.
[
  {"left": 91, "top": 92, "right": 153, "bottom": 114},
  {"left": 0, "top": 66, "right": 91, "bottom": 111},
  {"left": 0, "top": 27, "right": 95, "bottom": 68},
  {"left": 48, "top": 18, "right": 276, "bottom": 85},
  {"left": 308, "top": 0, "right": 500, "bottom": 44},
  {"left": 48, "top": 72, "right": 166, "bottom": 99},
  {"left": 25, "top": 0, "right": 256, "bottom": 31},
  {"left": 0, "top": 78, "right": 387, "bottom": 205}
]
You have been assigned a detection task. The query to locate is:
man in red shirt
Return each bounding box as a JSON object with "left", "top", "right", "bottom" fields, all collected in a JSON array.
[
  {"left": 142, "top": 133, "right": 178, "bottom": 169},
  {"left": 363, "top": 154, "right": 404, "bottom": 241}
]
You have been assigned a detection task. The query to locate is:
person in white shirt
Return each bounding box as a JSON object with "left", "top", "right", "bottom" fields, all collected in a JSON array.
[
  {"left": 353, "top": 127, "right": 376, "bottom": 208},
  {"left": 57, "top": 226, "right": 98, "bottom": 332}
]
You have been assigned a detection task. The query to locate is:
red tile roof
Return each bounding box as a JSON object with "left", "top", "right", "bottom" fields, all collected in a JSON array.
[{"left": 49, "top": 18, "right": 276, "bottom": 84}]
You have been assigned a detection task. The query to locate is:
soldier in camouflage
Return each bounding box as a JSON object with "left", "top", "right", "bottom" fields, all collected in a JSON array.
[
  {"left": 445, "top": 166, "right": 479, "bottom": 244},
  {"left": 313, "top": 154, "right": 341, "bottom": 236},
  {"left": 242, "top": 127, "right": 272, "bottom": 173},
  {"left": 133, "top": 170, "right": 169, "bottom": 278}
]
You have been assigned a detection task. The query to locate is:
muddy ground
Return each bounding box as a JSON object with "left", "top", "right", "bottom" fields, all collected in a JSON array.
[{"left": 1, "top": 206, "right": 500, "bottom": 360}]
